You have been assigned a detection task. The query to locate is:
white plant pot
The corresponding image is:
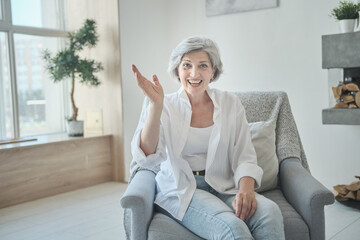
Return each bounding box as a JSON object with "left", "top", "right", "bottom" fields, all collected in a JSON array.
[
  {"left": 339, "top": 19, "right": 356, "bottom": 33},
  {"left": 356, "top": 12, "right": 360, "bottom": 31},
  {"left": 67, "top": 120, "right": 84, "bottom": 137}
]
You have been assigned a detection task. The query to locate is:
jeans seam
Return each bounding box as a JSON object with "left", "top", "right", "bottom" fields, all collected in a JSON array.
[{"left": 187, "top": 206, "right": 236, "bottom": 240}]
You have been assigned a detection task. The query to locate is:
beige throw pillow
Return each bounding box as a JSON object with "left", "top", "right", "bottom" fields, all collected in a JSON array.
[{"left": 249, "top": 121, "right": 279, "bottom": 193}]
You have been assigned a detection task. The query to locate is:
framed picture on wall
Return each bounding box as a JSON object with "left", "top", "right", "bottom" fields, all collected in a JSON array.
[{"left": 206, "top": 0, "right": 278, "bottom": 17}]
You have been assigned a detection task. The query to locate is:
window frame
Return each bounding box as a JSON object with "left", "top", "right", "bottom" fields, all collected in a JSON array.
[{"left": 0, "top": 0, "right": 69, "bottom": 140}]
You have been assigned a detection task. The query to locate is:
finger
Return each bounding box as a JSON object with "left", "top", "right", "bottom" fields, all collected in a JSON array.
[
  {"left": 134, "top": 72, "right": 144, "bottom": 87},
  {"left": 233, "top": 198, "right": 239, "bottom": 216},
  {"left": 132, "top": 64, "right": 144, "bottom": 79},
  {"left": 239, "top": 199, "right": 249, "bottom": 220},
  {"left": 244, "top": 196, "right": 253, "bottom": 218},
  {"left": 236, "top": 197, "right": 242, "bottom": 218},
  {"left": 152, "top": 74, "right": 161, "bottom": 86},
  {"left": 131, "top": 64, "right": 137, "bottom": 74},
  {"left": 132, "top": 65, "right": 146, "bottom": 87},
  {"left": 248, "top": 200, "right": 257, "bottom": 218},
  {"left": 245, "top": 200, "right": 252, "bottom": 219},
  {"left": 131, "top": 64, "right": 139, "bottom": 74}
]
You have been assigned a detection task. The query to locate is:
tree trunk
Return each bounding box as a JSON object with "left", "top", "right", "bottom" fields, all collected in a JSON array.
[{"left": 70, "top": 73, "right": 78, "bottom": 121}]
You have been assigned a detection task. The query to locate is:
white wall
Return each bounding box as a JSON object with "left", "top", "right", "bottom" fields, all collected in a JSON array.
[{"left": 120, "top": 0, "right": 360, "bottom": 188}]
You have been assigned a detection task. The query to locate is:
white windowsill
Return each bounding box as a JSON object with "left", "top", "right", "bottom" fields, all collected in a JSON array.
[{"left": 0, "top": 133, "right": 111, "bottom": 151}]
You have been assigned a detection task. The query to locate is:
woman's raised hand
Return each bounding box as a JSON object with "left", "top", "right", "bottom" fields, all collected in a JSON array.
[
  {"left": 132, "top": 64, "right": 163, "bottom": 156},
  {"left": 132, "top": 64, "right": 164, "bottom": 107}
]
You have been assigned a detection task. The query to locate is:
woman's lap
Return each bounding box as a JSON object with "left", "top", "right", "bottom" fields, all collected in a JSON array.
[{"left": 156, "top": 176, "right": 285, "bottom": 240}]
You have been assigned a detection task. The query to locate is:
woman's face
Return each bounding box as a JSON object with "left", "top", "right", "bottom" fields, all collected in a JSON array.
[{"left": 177, "top": 50, "right": 216, "bottom": 98}]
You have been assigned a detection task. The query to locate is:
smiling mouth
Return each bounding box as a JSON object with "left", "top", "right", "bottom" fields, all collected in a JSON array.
[{"left": 187, "top": 79, "right": 202, "bottom": 86}]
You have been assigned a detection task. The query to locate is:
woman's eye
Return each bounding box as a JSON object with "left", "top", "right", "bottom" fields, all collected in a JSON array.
[
  {"left": 183, "top": 63, "right": 191, "bottom": 68},
  {"left": 200, "top": 64, "right": 208, "bottom": 68}
]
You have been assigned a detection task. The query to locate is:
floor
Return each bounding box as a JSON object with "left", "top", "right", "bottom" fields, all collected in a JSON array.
[
  {"left": 0, "top": 182, "right": 127, "bottom": 240},
  {"left": 0, "top": 182, "right": 359, "bottom": 240}
]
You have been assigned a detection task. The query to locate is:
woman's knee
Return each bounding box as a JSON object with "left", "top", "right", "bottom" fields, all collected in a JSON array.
[
  {"left": 215, "top": 212, "right": 253, "bottom": 240},
  {"left": 248, "top": 197, "right": 285, "bottom": 239},
  {"left": 265, "top": 200, "right": 282, "bottom": 220},
  {"left": 254, "top": 196, "right": 283, "bottom": 222}
]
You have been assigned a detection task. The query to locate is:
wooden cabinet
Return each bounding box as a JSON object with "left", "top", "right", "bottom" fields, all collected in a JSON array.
[{"left": 0, "top": 135, "right": 112, "bottom": 208}]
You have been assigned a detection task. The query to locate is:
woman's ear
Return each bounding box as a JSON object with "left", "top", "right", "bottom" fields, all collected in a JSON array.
[{"left": 212, "top": 67, "right": 217, "bottom": 79}]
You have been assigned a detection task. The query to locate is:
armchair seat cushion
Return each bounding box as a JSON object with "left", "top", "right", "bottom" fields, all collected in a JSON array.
[{"left": 263, "top": 189, "right": 310, "bottom": 240}]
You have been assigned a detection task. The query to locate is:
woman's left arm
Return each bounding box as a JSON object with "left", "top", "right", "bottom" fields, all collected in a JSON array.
[
  {"left": 231, "top": 97, "right": 262, "bottom": 220},
  {"left": 232, "top": 177, "right": 257, "bottom": 221}
]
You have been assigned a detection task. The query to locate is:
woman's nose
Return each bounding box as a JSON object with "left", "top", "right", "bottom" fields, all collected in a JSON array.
[{"left": 190, "top": 67, "right": 198, "bottom": 77}]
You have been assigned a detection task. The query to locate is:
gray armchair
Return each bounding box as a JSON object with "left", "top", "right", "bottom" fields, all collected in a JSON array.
[{"left": 121, "top": 91, "right": 335, "bottom": 240}]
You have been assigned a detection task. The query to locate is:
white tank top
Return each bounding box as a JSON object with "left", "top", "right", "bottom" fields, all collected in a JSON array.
[{"left": 181, "top": 125, "right": 213, "bottom": 171}]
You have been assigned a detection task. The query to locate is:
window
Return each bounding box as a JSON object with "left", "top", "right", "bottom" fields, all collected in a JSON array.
[
  {"left": 12, "top": 0, "right": 65, "bottom": 30},
  {"left": 0, "top": 0, "right": 68, "bottom": 140},
  {"left": 0, "top": 32, "right": 12, "bottom": 139}
]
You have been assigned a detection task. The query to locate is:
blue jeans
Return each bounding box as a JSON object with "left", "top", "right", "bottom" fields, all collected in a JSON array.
[{"left": 157, "top": 175, "right": 285, "bottom": 240}]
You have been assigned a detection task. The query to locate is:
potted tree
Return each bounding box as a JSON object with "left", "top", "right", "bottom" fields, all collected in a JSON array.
[
  {"left": 43, "top": 19, "right": 104, "bottom": 136},
  {"left": 331, "top": 1, "right": 359, "bottom": 33}
]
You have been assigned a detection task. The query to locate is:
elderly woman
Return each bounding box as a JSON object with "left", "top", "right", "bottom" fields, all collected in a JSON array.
[{"left": 131, "top": 36, "right": 285, "bottom": 240}]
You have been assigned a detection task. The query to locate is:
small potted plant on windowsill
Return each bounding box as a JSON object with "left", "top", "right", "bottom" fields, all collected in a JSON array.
[
  {"left": 331, "top": 1, "right": 359, "bottom": 33},
  {"left": 42, "top": 19, "right": 104, "bottom": 137}
]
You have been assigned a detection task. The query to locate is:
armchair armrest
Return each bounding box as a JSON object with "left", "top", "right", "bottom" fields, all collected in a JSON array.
[
  {"left": 280, "top": 157, "right": 334, "bottom": 240},
  {"left": 121, "top": 170, "right": 156, "bottom": 240}
]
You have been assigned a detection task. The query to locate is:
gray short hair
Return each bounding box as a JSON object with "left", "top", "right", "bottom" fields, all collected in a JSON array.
[{"left": 168, "top": 36, "right": 223, "bottom": 82}]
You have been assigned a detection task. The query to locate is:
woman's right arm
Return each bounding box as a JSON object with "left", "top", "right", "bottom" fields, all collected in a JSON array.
[
  {"left": 132, "top": 64, "right": 164, "bottom": 156},
  {"left": 140, "top": 103, "right": 162, "bottom": 156}
]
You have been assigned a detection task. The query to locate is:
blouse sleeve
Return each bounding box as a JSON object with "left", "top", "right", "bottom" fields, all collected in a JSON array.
[
  {"left": 131, "top": 99, "right": 167, "bottom": 171},
  {"left": 232, "top": 98, "right": 263, "bottom": 190}
]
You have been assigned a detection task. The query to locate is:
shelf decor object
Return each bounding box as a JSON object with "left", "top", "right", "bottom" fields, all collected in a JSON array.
[
  {"left": 322, "top": 31, "right": 360, "bottom": 125},
  {"left": 330, "top": 1, "right": 359, "bottom": 33}
]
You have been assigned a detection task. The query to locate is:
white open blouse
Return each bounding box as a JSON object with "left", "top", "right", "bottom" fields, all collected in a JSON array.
[{"left": 131, "top": 86, "right": 263, "bottom": 220}]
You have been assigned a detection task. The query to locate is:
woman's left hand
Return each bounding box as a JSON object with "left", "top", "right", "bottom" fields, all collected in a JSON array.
[{"left": 232, "top": 177, "right": 257, "bottom": 221}]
